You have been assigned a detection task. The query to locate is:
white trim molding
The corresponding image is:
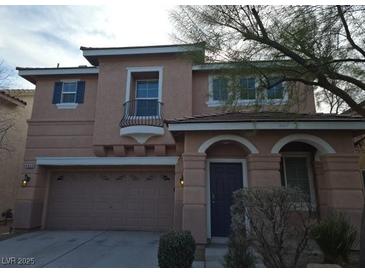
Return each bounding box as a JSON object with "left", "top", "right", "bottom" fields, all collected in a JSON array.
[
  {"left": 271, "top": 134, "right": 336, "bottom": 154},
  {"left": 120, "top": 126, "right": 165, "bottom": 144},
  {"left": 18, "top": 67, "right": 99, "bottom": 76},
  {"left": 125, "top": 66, "right": 163, "bottom": 102},
  {"left": 82, "top": 45, "right": 202, "bottom": 57},
  {"left": 168, "top": 121, "right": 365, "bottom": 131},
  {"left": 36, "top": 156, "right": 178, "bottom": 166},
  {"left": 198, "top": 134, "right": 259, "bottom": 154},
  {"left": 56, "top": 103, "right": 78, "bottom": 109}
]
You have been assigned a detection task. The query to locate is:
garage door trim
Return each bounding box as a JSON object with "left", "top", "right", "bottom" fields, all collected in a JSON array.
[{"left": 36, "top": 156, "right": 178, "bottom": 166}]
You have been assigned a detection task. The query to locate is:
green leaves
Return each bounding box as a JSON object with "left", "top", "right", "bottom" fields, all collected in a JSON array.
[
  {"left": 311, "top": 212, "right": 357, "bottom": 265},
  {"left": 158, "top": 231, "right": 196, "bottom": 268}
]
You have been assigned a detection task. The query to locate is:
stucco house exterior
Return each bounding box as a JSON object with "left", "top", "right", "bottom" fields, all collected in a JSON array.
[
  {"left": 0, "top": 89, "right": 34, "bottom": 217},
  {"left": 14, "top": 43, "right": 365, "bottom": 253}
]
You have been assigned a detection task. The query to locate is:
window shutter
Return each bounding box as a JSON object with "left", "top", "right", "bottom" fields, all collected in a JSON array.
[
  {"left": 52, "top": 82, "right": 63, "bottom": 104},
  {"left": 76, "top": 81, "right": 85, "bottom": 103}
]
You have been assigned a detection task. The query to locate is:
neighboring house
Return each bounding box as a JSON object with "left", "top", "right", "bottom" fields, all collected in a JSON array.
[
  {"left": 14, "top": 43, "right": 365, "bottom": 253},
  {"left": 0, "top": 89, "right": 34, "bottom": 217}
]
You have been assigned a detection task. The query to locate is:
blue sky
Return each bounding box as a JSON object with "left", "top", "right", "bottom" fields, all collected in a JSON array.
[{"left": 0, "top": 5, "right": 174, "bottom": 88}]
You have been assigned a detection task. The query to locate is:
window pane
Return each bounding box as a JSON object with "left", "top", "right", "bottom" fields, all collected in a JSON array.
[
  {"left": 136, "top": 88, "right": 148, "bottom": 98},
  {"left": 62, "top": 93, "right": 76, "bottom": 103},
  {"left": 284, "top": 157, "right": 310, "bottom": 197},
  {"left": 212, "top": 78, "right": 228, "bottom": 101},
  {"left": 63, "top": 82, "right": 77, "bottom": 92},
  {"left": 136, "top": 99, "right": 158, "bottom": 116},
  {"left": 267, "top": 78, "right": 283, "bottom": 99},
  {"left": 136, "top": 81, "right": 158, "bottom": 98},
  {"left": 147, "top": 81, "right": 158, "bottom": 97},
  {"left": 240, "top": 78, "right": 256, "bottom": 100}
]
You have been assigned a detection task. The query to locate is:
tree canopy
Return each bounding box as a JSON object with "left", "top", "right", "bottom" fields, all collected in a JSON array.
[{"left": 170, "top": 5, "right": 365, "bottom": 116}]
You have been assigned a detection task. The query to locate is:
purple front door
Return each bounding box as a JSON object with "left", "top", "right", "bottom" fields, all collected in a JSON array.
[{"left": 210, "top": 162, "right": 243, "bottom": 237}]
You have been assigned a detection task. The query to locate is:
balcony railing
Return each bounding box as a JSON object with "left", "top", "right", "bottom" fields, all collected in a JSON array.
[{"left": 120, "top": 99, "right": 164, "bottom": 128}]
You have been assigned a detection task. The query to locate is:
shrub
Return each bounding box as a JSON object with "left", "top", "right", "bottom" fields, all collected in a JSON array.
[
  {"left": 231, "top": 187, "right": 316, "bottom": 267},
  {"left": 1, "top": 209, "right": 12, "bottom": 219},
  {"left": 224, "top": 230, "right": 255, "bottom": 267},
  {"left": 311, "top": 212, "right": 357, "bottom": 265},
  {"left": 158, "top": 230, "right": 196, "bottom": 268}
]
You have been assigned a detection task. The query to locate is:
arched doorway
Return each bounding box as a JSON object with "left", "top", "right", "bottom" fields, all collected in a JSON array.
[{"left": 198, "top": 135, "right": 257, "bottom": 238}]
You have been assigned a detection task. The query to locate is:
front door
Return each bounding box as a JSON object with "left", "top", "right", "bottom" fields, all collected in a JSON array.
[{"left": 210, "top": 162, "right": 243, "bottom": 237}]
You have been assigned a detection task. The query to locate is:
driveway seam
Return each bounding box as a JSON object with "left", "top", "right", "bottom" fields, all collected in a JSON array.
[{"left": 40, "top": 231, "right": 107, "bottom": 267}]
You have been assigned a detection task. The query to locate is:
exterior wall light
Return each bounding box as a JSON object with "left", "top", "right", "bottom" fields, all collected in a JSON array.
[
  {"left": 21, "top": 174, "right": 31, "bottom": 187},
  {"left": 179, "top": 176, "right": 184, "bottom": 187}
]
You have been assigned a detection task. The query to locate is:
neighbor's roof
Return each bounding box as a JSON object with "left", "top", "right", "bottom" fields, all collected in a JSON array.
[
  {"left": 80, "top": 43, "right": 205, "bottom": 66},
  {"left": 0, "top": 90, "right": 33, "bottom": 106},
  {"left": 16, "top": 66, "right": 98, "bottom": 84},
  {"left": 167, "top": 111, "right": 365, "bottom": 131}
]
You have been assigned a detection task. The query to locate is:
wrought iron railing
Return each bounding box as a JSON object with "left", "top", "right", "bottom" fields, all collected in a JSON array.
[{"left": 120, "top": 99, "right": 164, "bottom": 128}]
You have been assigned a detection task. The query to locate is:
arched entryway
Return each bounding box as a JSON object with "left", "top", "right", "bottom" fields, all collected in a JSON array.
[
  {"left": 272, "top": 134, "right": 335, "bottom": 206},
  {"left": 198, "top": 135, "right": 257, "bottom": 238}
]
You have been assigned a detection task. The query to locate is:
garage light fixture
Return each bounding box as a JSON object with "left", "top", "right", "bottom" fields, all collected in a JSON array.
[
  {"left": 179, "top": 176, "right": 184, "bottom": 187},
  {"left": 21, "top": 174, "right": 31, "bottom": 187}
]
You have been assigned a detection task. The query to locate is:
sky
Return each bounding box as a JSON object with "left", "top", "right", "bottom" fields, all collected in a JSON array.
[{"left": 0, "top": 5, "right": 175, "bottom": 88}]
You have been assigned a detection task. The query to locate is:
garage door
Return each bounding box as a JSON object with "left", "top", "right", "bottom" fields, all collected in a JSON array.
[{"left": 46, "top": 171, "right": 174, "bottom": 231}]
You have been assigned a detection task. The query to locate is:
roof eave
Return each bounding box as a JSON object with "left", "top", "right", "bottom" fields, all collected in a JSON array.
[
  {"left": 81, "top": 44, "right": 205, "bottom": 66},
  {"left": 16, "top": 67, "right": 99, "bottom": 83},
  {"left": 167, "top": 120, "right": 365, "bottom": 131}
]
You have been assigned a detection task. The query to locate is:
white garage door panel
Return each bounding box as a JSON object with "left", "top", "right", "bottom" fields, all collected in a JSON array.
[{"left": 46, "top": 171, "right": 174, "bottom": 231}]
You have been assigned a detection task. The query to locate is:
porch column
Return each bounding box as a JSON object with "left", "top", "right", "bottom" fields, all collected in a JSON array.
[
  {"left": 247, "top": 154, "right": 282, "bottom": 187},
  {"left": 14, "top": 161, "right": 48, "bottom": 229},
  {"left": 173, "top": 157, "right": 183, "bottom": 231},
  {"left": 319, "top": 154, "right": 364, "bottom": 232},
  {"left": 182, "top": 152, "right": 207, "bottom": 245}
]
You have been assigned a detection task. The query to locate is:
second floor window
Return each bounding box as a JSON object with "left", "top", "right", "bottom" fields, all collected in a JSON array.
[
  {"left": 267, "top": 78, "right": 284, "bottom": 100},
  {"left": 135, "top": 80, "right": 159, "bottom": 116},
  {"left": 61, "top": 81, "right": 77, "bottom": 103},
  {"left": 212, "top": 78, "right": 228, "bottom": 101},
  {"left": 239, "top": 78, "right": 256, "bottom": 100}
]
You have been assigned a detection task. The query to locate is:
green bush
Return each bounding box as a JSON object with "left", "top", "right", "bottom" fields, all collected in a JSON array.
[
  {"left": 224, "top": 230, "right": 255, "bottom": 267},
  {"left": 311, "top": 212, "right": 357, "bottom": 265},
  {"left": 158, "top": 230, "right": 196, "bottom": 268}
]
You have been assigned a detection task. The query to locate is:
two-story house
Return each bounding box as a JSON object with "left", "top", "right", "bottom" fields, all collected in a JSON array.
[{"left": 15, "top": 43, "right": 365, "bottom": 253}]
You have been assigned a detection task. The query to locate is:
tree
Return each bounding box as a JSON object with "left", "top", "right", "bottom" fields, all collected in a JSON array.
[
  {"left": 0, "top": 60, "right": 14, "bottom": 153},
  {"left": 171, "top": 6, "right": 365, "bottom": 265},
  {"left": 315, "top": 87, "right": 362, "bottom": 114},
  {"left": 170, "top": 5, "right": 365, "bottom": 116}
]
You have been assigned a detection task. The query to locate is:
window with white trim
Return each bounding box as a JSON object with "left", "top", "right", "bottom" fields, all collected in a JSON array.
[
  {"left": 135, "top": 79, "right": 159, "bottom": 116},
  {"left": 281, "top": 153, "right": 316, "bottom": 204},
  {"left": 61, "top": 81, "right": 77, "bottom": 103},
  {"left": 208, "top": 75, "right": 287, "bottom": 107}
]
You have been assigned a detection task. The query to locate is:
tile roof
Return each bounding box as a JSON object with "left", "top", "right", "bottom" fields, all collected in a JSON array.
[
  {"left": 0, "top": 89, "right": 34, "bottom": 106},
  {"left": 167, "top": 111, "right": 365, "bottom": 124}
]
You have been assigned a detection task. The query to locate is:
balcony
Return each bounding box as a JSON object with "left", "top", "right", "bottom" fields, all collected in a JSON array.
[{"left": 119, "top": 99, "right": 164, "bottom": 144}]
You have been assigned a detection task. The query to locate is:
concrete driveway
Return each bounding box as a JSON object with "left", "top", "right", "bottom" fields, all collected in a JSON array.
[{"left": 0, "top": 230, "right": 160, "bottom": 267}]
